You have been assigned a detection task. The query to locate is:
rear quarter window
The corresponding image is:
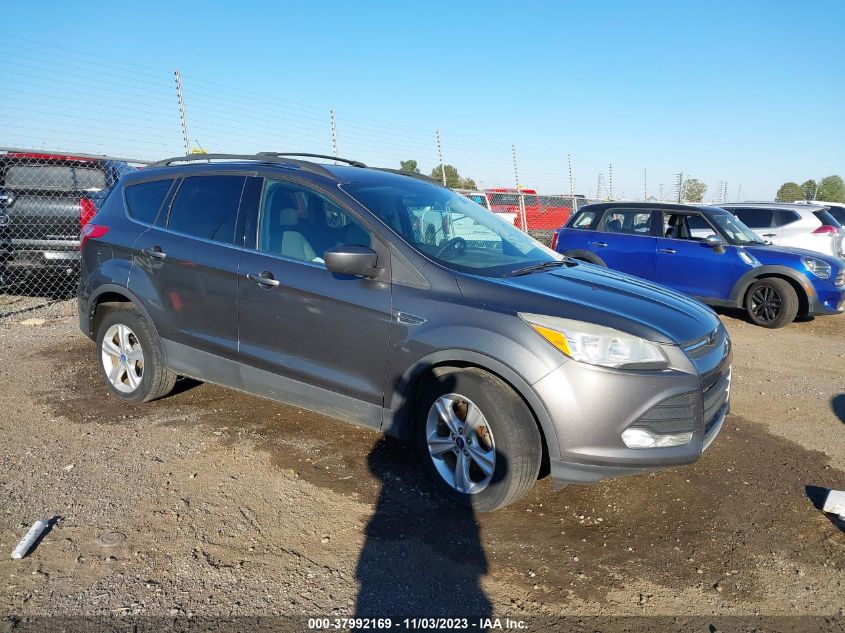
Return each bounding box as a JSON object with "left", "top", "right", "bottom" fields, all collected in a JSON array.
[
  {"left": 568, "top": 210, "right": 599, "bottom": 229},
  {"left": 814, "top": 209, "right": 843, "bottom": 228},
  {"left": 124, "top": 179, "right": 174, "bottom": 224}
]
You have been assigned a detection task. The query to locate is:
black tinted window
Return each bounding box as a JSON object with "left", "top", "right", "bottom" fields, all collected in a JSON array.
[
  {"left": 824, "top": 205, "right": 845, "bottom": 224},
  {"left": 125, "top": 179, "right": 172, "bottom": 224},
  {"left": 778, "top": 210, "right": 801, "bottom": 226},
  {"left": 168, "top": 175, "right": 246, "bottom": 244},
  {"left": 601, "top": 209, "right": 654, "bottom": 234},
  {"left": 732, "top": 207, "right": 774, "bottom": 228},
  {"left": 814, "top": 209, "right": 843, "bottom": 228}
]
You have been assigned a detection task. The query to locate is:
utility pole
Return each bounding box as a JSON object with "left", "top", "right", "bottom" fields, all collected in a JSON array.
[
  {"left": 643, "top": 168, "right": 647, "bottom": 200},
  {"left": 658, "top": 183, "right": 664, "bottom": 201},
  {"left": 608, "top": 163, "right": 614, "bottom": 200},
  {"left": 512, "top": 145, "right": 527, "bottom": 231},
  {"left": 174, "top": 69, "right": 191, "bottom": 155},
  {"left": 330, "top": 109, "right": 339, "bottom": 159},
  {"left": 676, "top": 172, "right": 684, "bottom": 203},
  {"left": 736, "top": 184, "right": 743, "bottom": 202},
  {"left": 722, "top": 181, "right": 728, "bottom": 204},
  {"left": 435, "top": 130, "right": 446, "bottom": 186},
  {"left": 568, "top": 154, "right": 577, "bottom": 213}
]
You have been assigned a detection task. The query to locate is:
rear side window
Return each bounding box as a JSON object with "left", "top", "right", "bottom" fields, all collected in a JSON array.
[
  {"left": 167, "top": 175, "right": 246, "bottom": 244},
  {"left": 568, "top": 210, "right": 599, "bottom": 229},
  {"left": 3, "top": 163, "right": 106, "bottom": 191},
  {"left": 601, "top": 209, "right": 654, "bottom": 234},
  {"left": 777, "top": 210, "right": 801, "bottom": 226},
  {"left": 731, "top": 207, "right": 775, "bottom": 228},
  {"left": 125, "top": 179, "right": 173, "bottom": 224}
]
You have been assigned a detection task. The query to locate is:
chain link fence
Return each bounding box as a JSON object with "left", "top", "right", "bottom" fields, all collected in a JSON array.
[{"left": 0, "top": 149, "right": 149, "bottom": 316}]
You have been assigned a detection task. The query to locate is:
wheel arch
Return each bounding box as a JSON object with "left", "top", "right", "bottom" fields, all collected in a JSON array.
[
  {"left": 562, "top": 249, "right": 606, "bottom": 266},
  {"left": 383, "top": 350, "right": 560, "bottom": 466},
  {"left": 85, "top": 284, "right": 163, "bottom": 345},
  {"left": 731, "top": 266, "right": 813, "bottom": 317}
]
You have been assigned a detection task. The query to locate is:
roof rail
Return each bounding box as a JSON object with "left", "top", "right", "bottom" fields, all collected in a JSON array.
[
  {"left": 150, "top": 153, "right": 336, "bottom": 178},
  {"left": 257, "top": 152, "right": 367, "bottom": 168},
  {"left": 373, "top": 167, "right": 444, "bottom": 186}
]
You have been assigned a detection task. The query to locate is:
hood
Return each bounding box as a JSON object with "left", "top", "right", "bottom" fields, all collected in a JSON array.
[
  {"left": 457, "top": 262, "right": 721, "bottom": 345},
  {"left": 743, "top": 244, "right": 843, "bottom": 267}
]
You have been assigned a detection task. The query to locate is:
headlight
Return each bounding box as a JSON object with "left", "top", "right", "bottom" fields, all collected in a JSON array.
[
  {"left": 520, "top": 313, "right": 668, "bottom": 369},
  {"left": 738, "top": 250, "right": 760, "bottom": 266},
  {"left": 801, "top": 256, "right": 832, "bottom": 279}
]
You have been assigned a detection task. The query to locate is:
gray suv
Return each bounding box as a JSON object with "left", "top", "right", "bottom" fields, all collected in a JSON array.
[{"left": 78, "top": 153, "right": 731, "bottom": 511}]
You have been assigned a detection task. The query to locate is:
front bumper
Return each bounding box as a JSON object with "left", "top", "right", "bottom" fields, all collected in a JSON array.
[
  {"left": 808, "top": 284, "right": 845, "bottom": 316},
  {"left": 535, "top": 336, "right": 732, "bottom": 487}
]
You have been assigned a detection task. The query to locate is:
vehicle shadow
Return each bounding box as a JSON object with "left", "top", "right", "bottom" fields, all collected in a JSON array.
[
  {"left": 805, "top": 485, "right": 845, "bottom": 534},
  {"left": 832, "top": 394, "right": 845, "bottom": 424},
  {"left": 354, "top": 373, "right": 495, "bottom": 620}
]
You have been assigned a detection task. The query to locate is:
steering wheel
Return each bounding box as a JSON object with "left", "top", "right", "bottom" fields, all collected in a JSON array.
[{"left": 435, "top": 237, "right": 467, "bottom": 258}]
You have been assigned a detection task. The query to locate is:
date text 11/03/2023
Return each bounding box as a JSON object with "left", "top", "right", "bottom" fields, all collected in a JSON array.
[{"left": 307, "top": 617, "right": 528, "bottom": 630}]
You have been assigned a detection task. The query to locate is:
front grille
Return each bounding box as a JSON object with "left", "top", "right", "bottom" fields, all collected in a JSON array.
[{"left": 634, "top": 391, "right": 697, "bottom": 434}]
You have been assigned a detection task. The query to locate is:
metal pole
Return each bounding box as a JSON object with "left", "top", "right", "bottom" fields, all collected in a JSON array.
[
  {"left": 676, "top": 172, "right": 684, "bottom": 203},
  {"left": 512, "top": 145, "right": 527, "bottom": 232},
  {"left": 643, "top": 168, "right": 647, "bottom": 200},
  {"left": 330, "top": 109, "right": 339, "bottom": 158},
  {"left": 436, "top": 130, "right": 447, "bottom": 186},
  {"left": 568, "top": 154, "right": 577, "bottom": 213},
  {"left": 174, "top": 69, "right": 191, "bottom": 155},
  {"left": 608, "top": 163, "right": 614, "bottom": 200}
]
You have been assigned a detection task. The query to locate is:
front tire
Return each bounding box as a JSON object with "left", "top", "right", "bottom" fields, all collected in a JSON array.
[
  {"left": 744, "top": 278, "right": 798, "bottom": 328},
  {"left": 96, "top": 307, "right": 177, "bottom": 403},
  {"left": 415, "top": 368, "right": 542, "bottom": 512}
]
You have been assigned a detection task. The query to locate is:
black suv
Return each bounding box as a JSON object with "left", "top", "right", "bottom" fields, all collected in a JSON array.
[
  {"left": 0, "top": 151, "right": 132, "bottom": 288},
  {"left": 78, "top": 153, "right": 730, "bottom": 511}
]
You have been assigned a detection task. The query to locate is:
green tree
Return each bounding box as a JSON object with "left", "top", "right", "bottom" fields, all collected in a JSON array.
[
  {"left": 429, "top": 164, "right": 477, "bottom": 189},
  {"left": 775, "top": 181, "right": 805, "bottom": 202},
  {"left": 800, "top": 179, "right": 817, "bottom": 201},
  {"left": 816, "top": 175, "right": 845, "bottom": 202},
  {"left": 399, "top": 159, "right": 420, "bottom": 174},
  {"left": 681, "top": 178, "right": 707, "bottom": 203}
]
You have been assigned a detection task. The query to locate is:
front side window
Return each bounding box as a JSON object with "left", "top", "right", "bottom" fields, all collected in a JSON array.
[
  {"left": 663, "top": 213, "right": 720, "bottom": 240},
  {"left": 258, "top": 179, "right": 370, "bottom": 264},
  {"left": 125, "top": 179, "right": 173, "bottom": 224},
  {"left": 343, "top": 179, "right": 559, "bottom": 276},
  {"left": 167, "top": 175, "right": 246, "bottom": 244}
]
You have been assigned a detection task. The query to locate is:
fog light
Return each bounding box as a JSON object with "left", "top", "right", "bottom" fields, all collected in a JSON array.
[{"left": 621, "top": 428, "right": 693, "bottom": 449}]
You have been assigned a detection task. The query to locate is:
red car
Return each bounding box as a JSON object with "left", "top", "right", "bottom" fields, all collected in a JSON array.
[{"left": 484, "top": 188, "right": 571, "bottom": 245}]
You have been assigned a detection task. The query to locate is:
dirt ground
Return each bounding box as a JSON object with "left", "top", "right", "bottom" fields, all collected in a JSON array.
[{"left": 0, "top": 299, "right": 843, "bottom": 631}]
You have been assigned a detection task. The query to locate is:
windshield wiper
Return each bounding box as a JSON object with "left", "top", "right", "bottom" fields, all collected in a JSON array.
[{"left": 504, "top": 259, "right": 575, "bottom": 277}]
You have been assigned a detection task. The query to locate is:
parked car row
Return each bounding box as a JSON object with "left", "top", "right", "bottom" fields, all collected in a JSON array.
[
  {"left": 0, "top": 151, "right": 133, "bottom": 289},
  {"left": 552, "top": 202, "right": 845, "bottom": 328}
]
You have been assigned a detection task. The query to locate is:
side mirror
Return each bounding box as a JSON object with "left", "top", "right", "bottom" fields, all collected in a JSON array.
[
  {"left": 704, "top": 234, "right": 725, "bottom": 254},
  {"left": 324, "top": 244, "right": 380, "bottom": 278}
]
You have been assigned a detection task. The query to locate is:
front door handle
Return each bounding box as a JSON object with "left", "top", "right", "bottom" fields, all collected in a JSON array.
[
  {"left": 592, "top": 241, "right": 608, "bottom": 248},
  {"left": 142, "top": 246, "right": 167, "bottom": 260},
  {"left": 658, "top": 248, "right": 677, "bottom": 254},
  {"left": 246, "top": 271, "right": 280, "bottom": 288},
  {"left": 762, "top": 233, "right": 777, "bottom": 238}
]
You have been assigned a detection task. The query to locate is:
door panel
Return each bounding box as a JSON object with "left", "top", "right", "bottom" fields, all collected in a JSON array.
[
  {"left": 236, "top": 177, "right": 392, "bottom": 425},
  {"left": 128, "top": 174, "right": 247, "bottom": 384},
  {"left": 655, "top": 238, "right": 736, "bottom": 300},
  {"left": 591, "top": 208, "right": 657, "bottom": 279}
]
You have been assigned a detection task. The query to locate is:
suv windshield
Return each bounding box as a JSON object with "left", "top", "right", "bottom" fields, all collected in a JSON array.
[
  {"left": 342, "top": 179, "right": 560, "bottom": 276},
  {"left": 710, "top": 213, "right": 765, "bottom": 245}
]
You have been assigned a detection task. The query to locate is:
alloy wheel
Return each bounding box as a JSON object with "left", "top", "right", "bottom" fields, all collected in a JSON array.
[
  {"left": 101, "top": 323, "right": 144, "bottom": 393},
  {"left": 425, "top": 394, "right": 496, "bottom": 495},
  {"left": 750, "top": 285, "right": 783, "bottom": 323}
]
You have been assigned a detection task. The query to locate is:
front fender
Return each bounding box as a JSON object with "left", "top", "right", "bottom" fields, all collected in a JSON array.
[{"left": 729, "top": 265, "right": 815, "bottom": 305}]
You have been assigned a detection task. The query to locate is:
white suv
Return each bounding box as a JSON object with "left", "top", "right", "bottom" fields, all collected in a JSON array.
[{"left": 720, "top": 202, "right": 844, "bottom": 260}]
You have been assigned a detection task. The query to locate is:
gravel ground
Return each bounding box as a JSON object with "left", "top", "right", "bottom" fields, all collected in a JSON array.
[{"left": 0, "top": 299, "right": 843, "bottom": 631}]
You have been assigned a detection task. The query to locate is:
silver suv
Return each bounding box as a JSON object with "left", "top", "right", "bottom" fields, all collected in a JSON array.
[{"left": 78, "top": 153, "right": 731, "bottom": 511}]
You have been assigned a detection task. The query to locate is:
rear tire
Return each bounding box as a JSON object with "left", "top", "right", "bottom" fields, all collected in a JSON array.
[
  {"left": 744, "top": 278, "right": 798, "bottom": 328},
  {"left": 415, "top": 368, "right": 542, "bottom": 512},
  {"left": 95, "top": 307, "right": 177, "bottom": 403}
]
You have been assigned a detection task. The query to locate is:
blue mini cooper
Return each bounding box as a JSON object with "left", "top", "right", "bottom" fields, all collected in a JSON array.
[{"left": 553, "top": 202, "right": 845, "bottom": 328}]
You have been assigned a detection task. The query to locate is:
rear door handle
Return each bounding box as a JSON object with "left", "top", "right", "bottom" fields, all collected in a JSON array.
[
  {"left": 142, "top": 246, "right": 167, "bottom": 260},
  {"left": 658, "top": 248, "right": 676, "bottom": 254},
  {"left": 246, "top": 271, "right": 280, "bottom": 288},
  {"left": 592, "top": 241, "right": 608, "bottom": 248}
]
